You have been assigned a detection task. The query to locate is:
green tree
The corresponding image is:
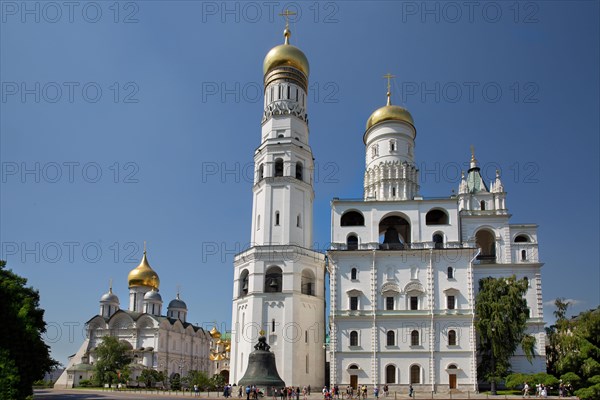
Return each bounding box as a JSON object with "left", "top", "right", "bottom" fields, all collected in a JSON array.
[
  {"left": 93, "top": 336, "right": 132, "bottom": 387},
  {"left": 547, "top": 302, "right": 600, "bottom": 399},
  {"left": 185, "top": 370, "right": 211, "bottom": 389},
  {"left": 139, "top": 368, "right": 162, "bottom": 388},
  {"left": 0, "top": 260, "right": 58, "bottom": 400},
  {"left": 169, "top": 373, "right": 181, "bottom": 391},
  {"left": 474, "top": 275, "right": 535, "bottom": 393},
  {"left": 546, "top": 298, "right": 571, "bottom": 375}
]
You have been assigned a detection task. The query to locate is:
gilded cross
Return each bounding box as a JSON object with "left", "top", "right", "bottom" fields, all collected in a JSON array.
[
  {"left": 279, "top": 10, "right": 297, "bottom": 28},
  {"left": 383, "top": 73, "right": 395, "bottom": 105}
]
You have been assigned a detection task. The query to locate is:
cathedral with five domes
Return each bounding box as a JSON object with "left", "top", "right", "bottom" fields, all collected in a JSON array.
[
  {"left": 55, "top": 249, "right": 214, "bottom": 388},
  {"left": 229, "top": 19, "right": 546, "bottom": 393}
]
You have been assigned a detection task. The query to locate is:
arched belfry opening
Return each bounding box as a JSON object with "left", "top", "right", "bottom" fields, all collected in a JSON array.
[
  {"left": 264, "top": 266, "right": 283, "bottom": 293},
  {"left": 274, "top": 158, "right": 284, "bottom": 177},
  {"left": 476, "top": 229, "right": 496, "bottom": 261},
  {"left": 379, "top": 215, "right": 410, "bottom": 250},
  {"left": 341, "top": 211, "right": 365, "bottom": 226}
]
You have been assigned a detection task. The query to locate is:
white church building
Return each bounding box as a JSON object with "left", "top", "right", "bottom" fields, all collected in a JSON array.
[
  {"left": 229, "top": 22, "right": 546, "bottom": 393},
  {"left": 327, "top": 98, "right": 545, "bottom": 391},
  {"left": 55, "top": 250, "right": 212, "bottom": 388}
]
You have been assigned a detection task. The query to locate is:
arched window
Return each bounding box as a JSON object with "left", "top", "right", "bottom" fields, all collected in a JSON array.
[
  {"left": 515, "top": 235, "right": 530, "bottom": 243},
  {"left": 386, "top": 330, "right": 395, "bottom": 346},
  {"left": 426, "top": 209, "right": 449, "bottom": 225},
  {"left": 341, "top": 211, "right": 364, "bottom": 226},
  {"left": 350, "top": 331, "right": 359, "bottom": 346},
  {"left": 264, "top": 266, "right": 282, "bottom": 293},
  {"left": 521, "top": 249, "right": 527, "bottom": 261},
  {"left": 351, "top": 268, "right": 357, "bottom": 280},
  {"left": 411, "top": 330, "right": 420, "bottom": 346},
  {"left": 347, "top": 235, "right": 358, "bottom": 250},
  {"left": 385, "top": 365, "right": 396, "bottom": 384},
  {"left": 476, "top": 230, "right": 496, "bottom": 260},
  {"left": 274, "top": 158, "right": 284, "bottom": 177},
  {"left": 433, "top": 234, "right": 444, "bottom": 249},
  {"left": 379, "top": 215, "right": 411, "bottom": 250},
  {"left": 410, "top": 365, "right": 421, "bottom": 384},
  {"left": 480, "top": 200, "right": 486, "bottom": 210},
  {"left": 258, "top": 163, "right": 264, "bottom": 180},
  {"left": 295, "top": 162, "right": 303, "bottom": 181},
  {"left": 447, "top": 266, "right": 454, "bottom": 279},
  {"left": 448, "top": 330, "right": 457, "bottom": 346},
  {"left": 275, "top": 211, "right": 280, "bottom": 226},
  {"left": 301, "top": 269, "right": 315, "bottom": 296},
  {"left": 239, "top": 270, "right": 249, "bottom": 297}
]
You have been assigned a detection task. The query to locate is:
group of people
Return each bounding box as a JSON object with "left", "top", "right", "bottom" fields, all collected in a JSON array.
[
  {"left": 240, "top": 385, "right": 262, "bottom": 400},
  {"left": 522, "top": 381, "right": 573, "bottom": 398},
  {"left": 320, "top": 384, "right": 412, "bottom": 399},
  {"left": 273, "top": 386, "right": 305, "bottom": 400}
]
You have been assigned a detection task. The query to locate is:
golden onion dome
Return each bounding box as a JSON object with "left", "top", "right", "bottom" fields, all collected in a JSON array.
[
  {"left": 263, "top": 27, "right": 309, "bottom": 77},
  {"left": 209, "top": 326, "right": 221, "bottom": 339},
  {"left": 127, "top": 250, "right": 160, "bottom": 289},
  {"left": 366, "top": 103, "right": 414, "bottom": 132},
  {"left": 365, "top": 83, "right": 415, "bottom": 136}
]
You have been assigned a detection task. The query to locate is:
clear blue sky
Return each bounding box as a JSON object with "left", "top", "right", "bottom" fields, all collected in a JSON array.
[{"left": 1, "top": 1, "right": 598, "bottom": 366}]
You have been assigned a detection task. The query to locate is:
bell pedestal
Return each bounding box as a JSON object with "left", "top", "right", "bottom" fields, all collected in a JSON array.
[{"left": 238, "top": 336, "right": 285, "bottom": 395}]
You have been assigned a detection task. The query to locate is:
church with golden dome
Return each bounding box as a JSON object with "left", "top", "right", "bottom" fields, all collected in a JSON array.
[
  {"left": 229, "top": 16, "right": 546, "bottom": 394},
  {"left": 55, "top": 249, "right": 213, "bottom": 388}
]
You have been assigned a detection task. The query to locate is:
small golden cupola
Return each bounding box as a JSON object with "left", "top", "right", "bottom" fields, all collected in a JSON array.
[
  {"left": 209, "top": 326, "right": 221, "bottom": 339},
  {"left": 127, "top": 247, "right": 160, "bottom": 290},
  {"left": 365, "top": 74, "right": 415, "bottom": 133}
]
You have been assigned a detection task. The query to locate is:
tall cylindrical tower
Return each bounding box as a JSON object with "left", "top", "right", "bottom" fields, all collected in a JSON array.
[
  {"left": 363, "top": 86, "right": 419, "bottom": 200},
  {"left": 230, "top": 21, "right": 325, "bottom": 388}
]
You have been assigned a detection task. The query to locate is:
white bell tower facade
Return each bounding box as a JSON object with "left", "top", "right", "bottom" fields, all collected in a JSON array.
[{"left": 230, "top": 22, "right": 326, "bottom": 388}]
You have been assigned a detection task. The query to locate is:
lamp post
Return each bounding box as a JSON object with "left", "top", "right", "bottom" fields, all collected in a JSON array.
[{"left": 490, "top": 327, "right": 497, "bottom": 396}]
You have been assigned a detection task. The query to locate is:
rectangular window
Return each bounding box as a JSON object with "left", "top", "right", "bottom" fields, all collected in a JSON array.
[
  {"left": 386, "top": 296, "right": 394, "bottom": 310},
  {"left": 447, "top": 295, "right": 456, "bottom": 310},
  {"left": 410, "top": 296, "right": 418, "bottom": 310},
  {"left": 350, "top": 296, "right": 358, "bottom": 310},
  {"left": 305, "top": 354, "right": 309, "bottom": 374}
]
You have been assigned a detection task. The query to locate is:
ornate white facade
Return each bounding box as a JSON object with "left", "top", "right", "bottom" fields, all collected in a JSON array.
[
  {"left": 55, "top": 251, "right": 212, "bottom": 388},
  {"left": 230, "top": 24, "right": 546, "bottom": 393},
  {"left": 327, "top": 99, "right": 546, "bottom": 392},
  {"left": 229, "top": 25, "right": 326, "bottom": 388}
]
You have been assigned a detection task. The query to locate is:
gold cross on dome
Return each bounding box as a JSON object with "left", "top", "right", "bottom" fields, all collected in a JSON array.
[
  {"left": 383, "top": 73, "right": 396, "bottom": 105},
  {"left": 279, "top": 10, "right": 297, "bottom": 28}
]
